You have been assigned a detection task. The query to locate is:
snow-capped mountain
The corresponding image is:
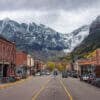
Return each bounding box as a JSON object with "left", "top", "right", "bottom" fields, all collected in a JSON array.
[
  {"left": 0, "top": 19, "right": 67, "bottom": 50},
  {"left": 73, "top": 16, "right": 100, "bottom": 58},
  {"left": 62, "top": 25, "right": 89, "bottom": 53},
  {"left": 0, "top": 18, "right": 89, "bottom": 60}
]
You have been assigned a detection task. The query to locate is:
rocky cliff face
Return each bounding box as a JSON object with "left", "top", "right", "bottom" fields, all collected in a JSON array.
[
  {"left": 0, "top": 18, "right": 89, "bottom": 60},
  {"left": 73, "top": 16, "right": 100, "bottom": 58}
]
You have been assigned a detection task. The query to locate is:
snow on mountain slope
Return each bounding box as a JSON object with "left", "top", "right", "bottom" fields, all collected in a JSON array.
[
  {"left": 0, "top": 18, "right": 89, "bottom": 60},
  {"left": 63, "top": 25, "right": 89, "bottom": 53}
]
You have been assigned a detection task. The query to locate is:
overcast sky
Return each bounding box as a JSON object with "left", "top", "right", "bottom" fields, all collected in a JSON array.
[{"left": 0, "top": 0, "right": 100, "bottom": 33}]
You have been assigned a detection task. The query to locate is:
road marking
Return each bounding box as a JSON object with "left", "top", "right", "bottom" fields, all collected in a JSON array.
[
  {"left": 32, "top": 78, "right": 51, "bottom": 100},
  {"left": 59, "top": 79, "right": 73, "bottom": 100},
  {"left": 0, "top": 77, "right": 32, "bottom": 90}
]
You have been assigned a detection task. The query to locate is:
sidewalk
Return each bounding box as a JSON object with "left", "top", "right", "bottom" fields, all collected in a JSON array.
[{"left": 0, "top": 76, "right": 32, "bottom": 90}]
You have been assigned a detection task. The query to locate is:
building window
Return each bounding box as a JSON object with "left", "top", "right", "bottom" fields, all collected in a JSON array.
[{"left": 0, "top": 65, "right": 3, "bottom": 77}]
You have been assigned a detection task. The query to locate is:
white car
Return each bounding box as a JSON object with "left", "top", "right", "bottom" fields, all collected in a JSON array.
[
  {"left": 35, "top": 72, "right": 41, "bottom": 76},
  {"left": 46, "top": 72, "right": 50, "bottom": 75},
  {"left": 82, "top": 75, "right": 89, "bottom": 81}
]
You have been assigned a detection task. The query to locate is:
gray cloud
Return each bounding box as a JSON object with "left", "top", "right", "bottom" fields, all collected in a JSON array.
[
  {"left": 0, "top": 0, "right": 100, "bottom": 33},
  {"left": 0, "top": 0, "right": 100, "bottom": 11}
]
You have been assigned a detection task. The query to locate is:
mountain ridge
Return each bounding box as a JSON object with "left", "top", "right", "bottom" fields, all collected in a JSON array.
[
  {"left": 72, "top": 16, "right": 100, "bottom": 59},
  {"left": 0, "top": 18, "right": 89, "bottom": 61}
]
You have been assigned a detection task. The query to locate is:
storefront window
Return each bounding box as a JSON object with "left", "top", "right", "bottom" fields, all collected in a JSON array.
[{"left": 0, "top": 66, "right": 3, "bottom": 77}]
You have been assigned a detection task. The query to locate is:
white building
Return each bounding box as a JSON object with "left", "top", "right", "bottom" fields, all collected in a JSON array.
[{"left": 27, "top": 54, "right": 34, "bottom": 67}]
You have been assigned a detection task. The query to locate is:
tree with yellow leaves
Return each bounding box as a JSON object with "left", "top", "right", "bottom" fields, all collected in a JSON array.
[{"left": 46, "top": 61, "right": 55, "bottom": 71}]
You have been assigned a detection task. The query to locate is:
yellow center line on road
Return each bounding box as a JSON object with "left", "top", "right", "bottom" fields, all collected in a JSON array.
[
  {"left": 59, "top": 79, "right": 73, "bottom": 100},
  {"left": 32, "top": 78, "right": 51, "bottom": 100}
]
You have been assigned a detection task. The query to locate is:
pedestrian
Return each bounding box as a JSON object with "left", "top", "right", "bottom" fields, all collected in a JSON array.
[{"left": 53, "top": 69, "right": 58, "bottom": 79}]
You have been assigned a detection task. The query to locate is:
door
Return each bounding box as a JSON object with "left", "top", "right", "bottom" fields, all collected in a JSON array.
[{"left": 3, "top": 65, "right": 8, "bottom": 77}]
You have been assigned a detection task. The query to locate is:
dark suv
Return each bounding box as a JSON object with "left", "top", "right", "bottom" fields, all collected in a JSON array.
[{"left": 62, "top": 71, "right": 68, "bottom": 78}]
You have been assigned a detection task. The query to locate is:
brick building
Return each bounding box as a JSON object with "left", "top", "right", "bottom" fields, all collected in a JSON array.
[
  {"left": 16, "top": 52, "right": 27, "bottom": 66},
  {"left": 34, "top": 60, "right": 43, "bottom": 72},
  {"left": 16, "top": 52, "right": 28, "bottom": 78},
  {"left": 16, "top": 52, "right": 34, "bottom": 67},
  {"left": 78, "top": 49, "right": 100, "bottom": 66},
  {"left": 16, "top": 52, "right": 34, "bottom": 76},
  {"left": 96, "top": 49, "right": 100, "bottom": 65},
  {"left": 77, "top": 49, "right": 100, "bottom": 75},
  {"left": 0, "top": 35, "right": 16, "bottom": 78}
]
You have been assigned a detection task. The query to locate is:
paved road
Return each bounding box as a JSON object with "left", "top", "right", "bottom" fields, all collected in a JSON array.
[
  {"left": 63, "top": 77, "right": 100, "bottom": 100},
  {"left": 0, "top": 76, "right": 51, "bottom": 100},
  {"left": 0, "top": 75, "right": 100, "bottom": 100},
  {"left": 36, "top": 77, "right": 69, "bottom": 100}
]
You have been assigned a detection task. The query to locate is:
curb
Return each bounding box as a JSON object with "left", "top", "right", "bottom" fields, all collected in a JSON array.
[{"left": 0, "top": 76, "right": 32, "bottom": 90}]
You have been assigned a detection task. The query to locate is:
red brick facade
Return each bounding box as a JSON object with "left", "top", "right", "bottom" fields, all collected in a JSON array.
[
  {"left": 96, "top": 49, "right": 100, "bottom": 65},
  {"left": 78, "top": 49, "right": 100, "bottom": 66},
  {"left": 16, "top": 52, "right": 34, "bottom": 76},
  {"left": 0, "top": 39, "right": 16, "bottom": 64},
  {"left": 16, "top": 52, "right": 27, "bottom": 66},
  {"left": 0, "top": 36, "right": 16, "bottom": 77},
  {"left": 34, "top": 60, "right": 43, "bottom": 71}
]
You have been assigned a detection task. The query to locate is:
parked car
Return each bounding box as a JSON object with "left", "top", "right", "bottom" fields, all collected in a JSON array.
[
  {"left": 35, "top": 72, "right": 41, "bottom": 76},
  {"left": 68, "top": 71, "right": 77, "bottom": 78},
  {"left": 67, "top": 72, "right": 71, "bottom": 77},
  {"left": 88, "top": 74, "right": 95, "bottom": 83},
  {"left": 95, "top": 80, "right": 100, "bottom": 87},
  {"left": 62, "top": 71, "right": 68, "bottom": 78},
  {"left": 91, "top": 78, "right": 100, "bottom": 87},
  {"left": 80, "top": 74, "right": 89, "bottom": 81},
  {"left": 40, "top": 71, "right": 45, "bottom": 75},
  {"left": 89, "top": 65, "right": 100, "bottom": 85},
  {"left": 16, "top": 66, "right": 27, "bottom": 79},
  {"left": 46, "top": 72, "right": 50, "bottom": 75},
  {"left": 1, "top": 77, "right": 9, "bottom": 83},
  {"left": 15, "top": 76, "right": 21, "bottom": 80},
  {"left": 80, "top": 75, "right": 83, "bottom": 81},
  {"left": 8, "top": 76, "right": 16, "bottom": 82},
  {"left": 72, "top": 73, "right": 78, "bottom": 78}
]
